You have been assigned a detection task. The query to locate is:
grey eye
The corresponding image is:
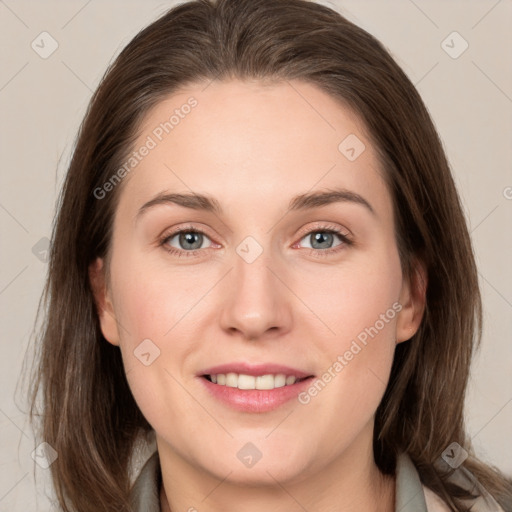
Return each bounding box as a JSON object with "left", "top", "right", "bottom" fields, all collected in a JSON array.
[
  {"left": 168, "top": 231, "right": 211, "bottom": 251},
  {"left": 300, "top": 231, "right": 343, "bottom": 250}
]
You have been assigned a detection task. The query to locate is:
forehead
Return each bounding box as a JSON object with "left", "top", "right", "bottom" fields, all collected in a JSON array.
[{"left": 116, "top": 79, "right": 390, "bottom": 222}]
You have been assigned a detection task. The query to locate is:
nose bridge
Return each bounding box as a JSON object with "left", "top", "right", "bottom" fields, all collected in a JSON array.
[{"left": 220, "top": 236, "right": 290, "bottom": 339}]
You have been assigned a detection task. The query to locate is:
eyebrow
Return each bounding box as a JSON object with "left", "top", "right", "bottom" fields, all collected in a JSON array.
[{"left": 136, "top": 186, "right": 375, "bottom": 221}]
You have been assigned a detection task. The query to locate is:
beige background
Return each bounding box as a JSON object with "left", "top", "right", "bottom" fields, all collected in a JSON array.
[{"left": 0, "top": 0, "right": 511, "bottom": 509}]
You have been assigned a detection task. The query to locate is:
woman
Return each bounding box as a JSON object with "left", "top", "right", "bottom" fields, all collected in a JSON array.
[{"left": 28, "top": 0, "right": 512, "bottom": 511}]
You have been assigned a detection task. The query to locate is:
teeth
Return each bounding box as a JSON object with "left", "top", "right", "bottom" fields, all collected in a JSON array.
[
  {"left": 207, "top": 373, "right": 301, "bottom": 390},
  {"left": 285, "top": 375, "right": 296, "bottom": 385}
]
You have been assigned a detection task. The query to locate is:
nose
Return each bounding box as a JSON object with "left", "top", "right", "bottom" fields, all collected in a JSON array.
[{"left": 219, "top": 248, "right": 292, "bottom": 341}]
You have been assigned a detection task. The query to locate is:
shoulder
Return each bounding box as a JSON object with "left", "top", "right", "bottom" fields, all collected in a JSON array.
[
  {"left": 398, "top": 452, "right": 505, "bottom": 512},
  {"left": 129, "top": 449, "right": 161, "bottom": 512},
  {"left": 128, "top": 430, "right": 161, "bottom": 512},
  {"left": 422, "top": 483, "right": 506, "bottom": 512},
  {"left": 422, "top": 485, "right": 451, "bottom": 512}
]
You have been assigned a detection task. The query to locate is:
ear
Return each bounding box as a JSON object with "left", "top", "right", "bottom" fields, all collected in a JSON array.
[
  {"left": 88, "top": 257, "right": 120, "bottom": 346},
  {"left": 396, "top": 258, "right": 427, "bottom": 344}
]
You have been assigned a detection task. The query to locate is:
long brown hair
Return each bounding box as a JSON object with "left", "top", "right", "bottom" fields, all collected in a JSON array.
[{"left": 26, "top": 0, "right": 512, "bottom": 510}]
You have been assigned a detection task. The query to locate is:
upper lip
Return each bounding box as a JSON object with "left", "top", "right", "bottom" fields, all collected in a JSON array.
[{"left": 198, "top": 362, "right": 314, "bottom": 379}]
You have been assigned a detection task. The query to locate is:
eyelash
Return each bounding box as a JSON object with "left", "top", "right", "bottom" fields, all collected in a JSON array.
[{"left": 158, "top": 223, "right": 353, "bottom": 259}]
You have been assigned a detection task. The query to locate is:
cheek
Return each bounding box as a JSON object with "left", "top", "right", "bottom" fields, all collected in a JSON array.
[
  {"left": 294, "top": 250, "right": 401, "bottom": 418},
  {"left": 109, "top": 254, "right": 210, "bottom": 403},
  {"left": 110, "top": 263, "right": 199, "bottom": 435},
  {"left": 111, "top": 253, "right": 203, "bottom": 344},
  {"left": 292, "top": 249, "right": 402, "bottom": 347}
]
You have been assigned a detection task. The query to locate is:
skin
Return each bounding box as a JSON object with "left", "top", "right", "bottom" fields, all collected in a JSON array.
[{"left": 89, "top": 79, "right": 426, "bottom": 512}]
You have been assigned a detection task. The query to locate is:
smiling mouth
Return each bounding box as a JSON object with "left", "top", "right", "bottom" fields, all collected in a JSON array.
[
  {"left": 199, "top": 371, "right": 316, "bottom": 413},
  {"left": 202, "top": 373, "right": 313, "bottom": 390}
]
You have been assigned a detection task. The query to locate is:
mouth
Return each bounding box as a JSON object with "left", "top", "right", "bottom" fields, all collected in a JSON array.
[{"left": 197, "top": 364, "right": 316, "bottom": 413}]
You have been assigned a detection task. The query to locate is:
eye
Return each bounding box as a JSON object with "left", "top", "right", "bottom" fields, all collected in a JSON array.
[
  {"left": 295, "top": 224, "right": 353, "bottom": 257},
  {"left": 158, "top": 223, "right": 352, "bottom": 259},
  {"left": 159, "top": 226, "right": 215, "bottom": 258}
]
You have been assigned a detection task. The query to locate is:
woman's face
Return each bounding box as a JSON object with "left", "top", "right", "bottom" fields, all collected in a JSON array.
[{"left": 91, "top": 79, "right": 423, "bottom": 484}]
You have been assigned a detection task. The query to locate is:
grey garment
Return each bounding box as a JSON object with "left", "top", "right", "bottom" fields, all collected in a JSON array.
[{"left": 129, "top": 450, "right": 429, "bottom": 512}]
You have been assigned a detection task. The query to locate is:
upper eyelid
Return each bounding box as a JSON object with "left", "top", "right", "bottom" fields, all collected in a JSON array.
[{"left": 296, "top": 223, "right": 351, "bottom": 238}]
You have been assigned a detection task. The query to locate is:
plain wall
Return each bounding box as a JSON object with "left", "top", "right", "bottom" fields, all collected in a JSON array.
[{"left": 0, "top": 0, "right": 510, "bottom": 509}]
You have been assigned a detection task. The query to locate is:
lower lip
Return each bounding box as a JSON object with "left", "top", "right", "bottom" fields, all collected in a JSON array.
[{"left": 198, "top": 376, "right": 315, "bottom": 413}]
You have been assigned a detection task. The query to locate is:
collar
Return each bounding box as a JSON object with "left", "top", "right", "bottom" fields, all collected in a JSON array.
[
  {"left": 395, "top": 451, "right": 429, "bottom": 511},
  {"left": 130, "top": 450, "right": 428, "bottom": 512}
]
